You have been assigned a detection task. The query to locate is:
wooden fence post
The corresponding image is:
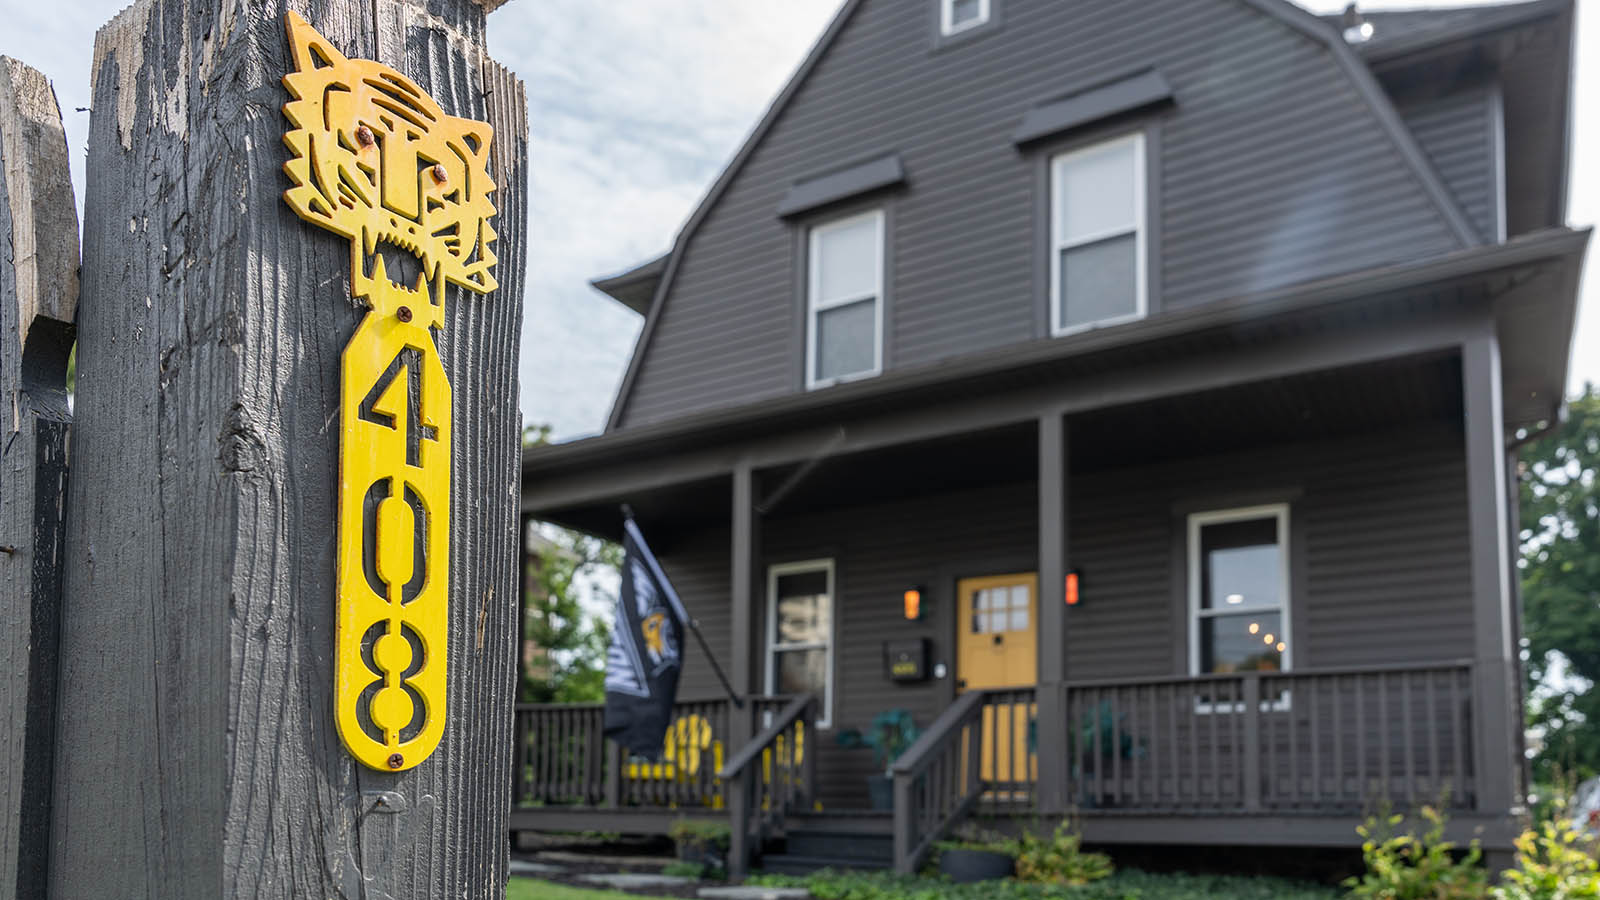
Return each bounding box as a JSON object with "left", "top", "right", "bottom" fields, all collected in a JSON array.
[
  {"left": 49, "top": 2, "right": 526, "bottom": 898},
  {"left": 0, "top": 56, "right": 79, "bottom": 900}
]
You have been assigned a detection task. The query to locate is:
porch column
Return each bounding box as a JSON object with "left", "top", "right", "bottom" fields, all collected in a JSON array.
[
  {"left": 1462, "top": 329, "right": 1519, "bottom": 824},
  {"left": 1035, "top": 413, "right": 1070, "bottom": 815},
  {"left": 727, "top": 461, "right": 762, "bottom": 876},
  {"left": 730, "top": 461, "right": 761, "bottom": 746}
]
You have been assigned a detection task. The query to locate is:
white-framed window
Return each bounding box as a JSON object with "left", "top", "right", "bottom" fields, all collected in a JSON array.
[
  {"left": 807, "top": 210, "right": 884, "bottom": 389},
  {"left": 941, "top": 0, "right": 990, "bottom": 35},
  {"left": 1050, "top": 132, "right": 1147, "bottom": 337},
  {"left": 765, "top": 559, "right": 836, "bottom": 728},
  {"left": 1188, "top": 504, "right": 1291, "bottom": 676}
]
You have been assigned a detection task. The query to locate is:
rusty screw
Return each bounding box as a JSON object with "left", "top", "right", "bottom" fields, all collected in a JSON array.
[
  {"left": 356, "top": 125, "right": 375, "bottom": 148},
  {"left": 430, "top": 163, "right": 448, "bottom": 183},
  {"left": 387, "top": 753, "right": 404, "bottom": 770},
  {"left": 396, "top": 306, "right": 413, "bottom": 323}
]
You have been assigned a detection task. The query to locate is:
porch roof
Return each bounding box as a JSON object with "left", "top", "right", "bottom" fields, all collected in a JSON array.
[{"left": 525, "top": 228, "right": 1588, "bottom": 526}]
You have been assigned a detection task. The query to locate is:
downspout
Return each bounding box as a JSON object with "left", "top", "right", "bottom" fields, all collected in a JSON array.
[{"left": 1503, "top": 400, "right": 1564, "bottom": 804}]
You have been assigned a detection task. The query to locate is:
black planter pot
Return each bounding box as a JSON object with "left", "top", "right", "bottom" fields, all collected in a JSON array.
[
  {"left": 867, "top": 774, "right": 894, "bottom": 810},
  {"left": 939, "top": 848, "right": 1015, "bottom": 883}
]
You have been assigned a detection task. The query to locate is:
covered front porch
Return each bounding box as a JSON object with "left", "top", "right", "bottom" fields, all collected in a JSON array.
[{"left": 518, "top": 235, "right": 1580, "bottom": 873}]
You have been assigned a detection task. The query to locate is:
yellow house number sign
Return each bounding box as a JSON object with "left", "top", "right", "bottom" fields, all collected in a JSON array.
[{"left": 280, "top": 13, "right": 499, "bottom": 772}]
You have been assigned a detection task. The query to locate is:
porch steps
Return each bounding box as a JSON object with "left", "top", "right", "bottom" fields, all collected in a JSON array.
[{"left": 759, "top": 813, "right": 894, "bottom": 875}]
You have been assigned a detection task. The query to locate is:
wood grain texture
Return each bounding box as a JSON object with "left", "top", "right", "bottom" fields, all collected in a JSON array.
[
  {"left": 53, "top": 2, "right": 524, "bottom": 897},
  {"left": 0, "top": 55, "right": 77, "bottom": 900}
]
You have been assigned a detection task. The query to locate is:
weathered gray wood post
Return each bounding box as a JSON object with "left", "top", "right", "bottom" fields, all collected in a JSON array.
[
  {"left": 51, "top": 1, "right": 525, "bottom": 897},
  {"left": 0, "top": 57, "right": 78, "bottom": 900}
]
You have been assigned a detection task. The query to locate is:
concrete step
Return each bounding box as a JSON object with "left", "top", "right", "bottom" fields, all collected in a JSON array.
[
  {"left": 779, "top": 829, "right": 894, "bottom": 864},
  {"left": 758, "top": 853, "right": 893, "bottom": 876}
]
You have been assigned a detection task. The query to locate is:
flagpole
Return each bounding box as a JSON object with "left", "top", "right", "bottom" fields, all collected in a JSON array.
[{"left": 621, "top": 505, "right": 744, "bottom": 710}]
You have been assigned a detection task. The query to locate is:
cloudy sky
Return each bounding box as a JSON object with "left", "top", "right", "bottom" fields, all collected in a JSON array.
[{"left": 3, "top": 0, "right": 1595, "bottom": 441}]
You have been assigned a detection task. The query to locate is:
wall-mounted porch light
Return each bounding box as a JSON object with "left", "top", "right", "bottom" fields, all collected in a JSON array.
[
  {"left": 1066, "top": 570, "right": 1082, "bottom": 607},
  {"left": 903, "top": 587, "right": 924, "bottom": 621}
]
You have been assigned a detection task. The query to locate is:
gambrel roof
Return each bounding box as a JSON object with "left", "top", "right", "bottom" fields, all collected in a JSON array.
[{"left": 597, "top": 0, "right": 1566, "bottom": 433}]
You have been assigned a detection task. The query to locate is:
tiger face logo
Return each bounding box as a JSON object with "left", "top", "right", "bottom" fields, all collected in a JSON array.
[{"left": 280, "top": 11, "right": 497, "bottom": 312}]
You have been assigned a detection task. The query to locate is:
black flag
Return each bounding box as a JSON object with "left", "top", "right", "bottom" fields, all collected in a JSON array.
[{"left": 604, "top": 517, "right": 690, "bottom": 760}]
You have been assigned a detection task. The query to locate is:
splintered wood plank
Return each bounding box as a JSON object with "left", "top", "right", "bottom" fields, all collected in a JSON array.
[
  {"left": 0, "top": 54, "right": 78, "bottom": 900},
  {"left": 51, "top": 2, "right": 524, "bottom": 897}
]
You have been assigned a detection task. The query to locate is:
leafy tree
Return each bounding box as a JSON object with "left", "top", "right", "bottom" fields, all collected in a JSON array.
[
  {"left": 519, "top": 422, "right": 621, "bottom": 704},
  {"left": 1518, "top": 386, "right": 1600, "bottom": 781},
  {"left": 520, "top": 524, "right": 620, "bottom": 703}
]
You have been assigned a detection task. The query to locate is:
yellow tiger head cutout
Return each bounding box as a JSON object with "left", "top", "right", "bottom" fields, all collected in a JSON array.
[{"left": 281, "top": 11, "right": 498, "bottom": 306}]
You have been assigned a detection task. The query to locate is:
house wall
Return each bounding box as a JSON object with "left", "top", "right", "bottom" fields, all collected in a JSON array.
[
  {"left": 617, "top": 0, "right": 1465, "bottom": 429},
  {"left": 654, "top": 421, "right": 1473, "bottom": 807},
  {"left": 1397, "top": 82, "right": 1503, "bottom": 243}
]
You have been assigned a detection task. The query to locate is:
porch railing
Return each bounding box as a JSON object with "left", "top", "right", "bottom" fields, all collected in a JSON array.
[
  {"left": 514, "top": 696, "right": 754, "bottom": 810},
  {"left": 890, "top": 688, "right": 1037, "bottom": 874},
  {"left": 720, "top": 693, "right": 818, "bottom": 878},
  {"left": 889, "top": 662, "right": 1475, "bottom": 873},
  {"left": 1061, "top": 662, "right": 1476, "bottom": 813}
]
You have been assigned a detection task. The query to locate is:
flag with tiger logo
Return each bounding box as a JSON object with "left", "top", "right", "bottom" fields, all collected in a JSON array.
[{"left": 604, "top": 517, "right": 690, "bottom": 759}]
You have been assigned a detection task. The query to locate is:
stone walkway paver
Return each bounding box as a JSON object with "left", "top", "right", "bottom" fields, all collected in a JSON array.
[
  {"left": 576, "top": 873, "right": 697, "bottom": 890},
  {"left": 696, "top": 886, "right": 811, "bottom": 900},
  {"left": 508, "top": 860, "right": 566, "bottom": 877}
]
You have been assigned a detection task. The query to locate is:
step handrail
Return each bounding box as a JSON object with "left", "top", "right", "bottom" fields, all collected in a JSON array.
[
  {"left": 891, "top": 690, "right": 998, "bottom": 875},
  {"left": 721, "top": 692, "right": 818, "bottom": 879},
  {"left": 717, "top": 693, "right": 813, "bottom": 780},
  {"left": 890, "top": 691, "right": 985, "bottom": 778}
]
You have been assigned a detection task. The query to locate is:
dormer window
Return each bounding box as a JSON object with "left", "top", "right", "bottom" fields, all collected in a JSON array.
[
  {"left": 807, "top": 210, "right": 885, "bottom": 389},
  {"left": 941, "top": 0, "right": 990, "bottom": 36},
  {"left": 1050, "top": 132, "right": 1147, "bottom": 336}
]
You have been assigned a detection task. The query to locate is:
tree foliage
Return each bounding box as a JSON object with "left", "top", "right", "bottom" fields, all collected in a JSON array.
[
  {"left": 520, "top": 423, "right": 620, "bottom": 704},
  {"left": 520, "top": 525, "right": 620, "bottom": 703},
  {"left": 1518, "top": 386, "right": 1600, "bottom": 781}
]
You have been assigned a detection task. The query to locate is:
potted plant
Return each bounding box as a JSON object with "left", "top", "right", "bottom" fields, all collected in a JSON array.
[
  {"left": 1074, "top": 700, "right": 1144, "bottom": 808},
  {"left": 935, "top": 825, "right": 1017, "bottom": 883},
  {"left": 835, "top": 708, "right": 921, "bottom": 810}
]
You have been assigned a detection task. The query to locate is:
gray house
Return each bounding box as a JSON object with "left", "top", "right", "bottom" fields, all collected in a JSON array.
[{"left": 515, "top": 0, "right": 1587, "bottom": 876}]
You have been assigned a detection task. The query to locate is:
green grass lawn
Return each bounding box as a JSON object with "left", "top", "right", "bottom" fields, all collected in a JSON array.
[
  {"left": 507, "top": 878, "right": 647, "bottom": 900},
  {"left": 510, "top": 869, "right": 1343, "bottom": 899}
]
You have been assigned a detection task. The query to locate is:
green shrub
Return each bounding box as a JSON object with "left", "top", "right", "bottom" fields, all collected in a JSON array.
[
  {"left": 667, "top": 818, "right": 730, "bottom": 849},
  {"left": 663, "top": 861, "right": 708, "bottom": 880},
  {"left": 1494, "top": 820, "right": 1600, "bottom": 900},
  {"left": 668, "top": 818, "right": 729, "bottom": 880},
  {"left": 1011, "top": 822, "right": 1114, "bottom": 886},
  {"left": 1344, "top": 806, "right": 1489, "bottom": 900},
  {"left": 749, "top": 867, "right": 1339, "bottom": 899}
]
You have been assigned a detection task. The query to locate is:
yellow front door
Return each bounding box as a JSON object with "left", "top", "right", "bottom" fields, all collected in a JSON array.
[{"left": 956, "top": 574, "right": 1038, "bottom": 790}]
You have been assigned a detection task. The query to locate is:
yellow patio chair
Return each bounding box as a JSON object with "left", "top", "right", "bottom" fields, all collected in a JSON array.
[{"left": 626, "top": 714, "right": 725, "bottom": 807}]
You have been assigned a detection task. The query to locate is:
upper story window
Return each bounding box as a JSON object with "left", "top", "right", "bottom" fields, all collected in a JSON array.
[
  {"left": 941, "top": 0, "right": 990, "bottom": 36},
  {"left": 1050, "top": 133, "right": 1147, "bottom": 336},
  {"left": 1188, "top": 505, "right": 1291, "bottom": 676},
  {"left": 807, "top": 209, "right": 884, "bottom": 389}
]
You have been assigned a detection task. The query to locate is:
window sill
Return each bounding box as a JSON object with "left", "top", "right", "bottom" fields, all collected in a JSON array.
[{"left": 1052, "top": 311, "right": 1147, "bottom": 339}]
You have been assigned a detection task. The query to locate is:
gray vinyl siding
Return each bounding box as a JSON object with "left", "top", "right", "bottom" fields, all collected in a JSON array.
[
  {"left": 762, "top": 482, "right": 1038, "bottom": 809},
  {"left": 618, "top": 0, "right": 1462, "bottom": 429},
  {"left": 1066, "top": 423, "right": 1474, "bottom": 680},
  {"left": 1399, "top": 85, "right": 1502, "bottom": 243},
  {"left": 656, "top": 527, "right": 734, "bottom": 704},
  {"left": 654, "top": 423, "right": 1473, "bottom": 806}
]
